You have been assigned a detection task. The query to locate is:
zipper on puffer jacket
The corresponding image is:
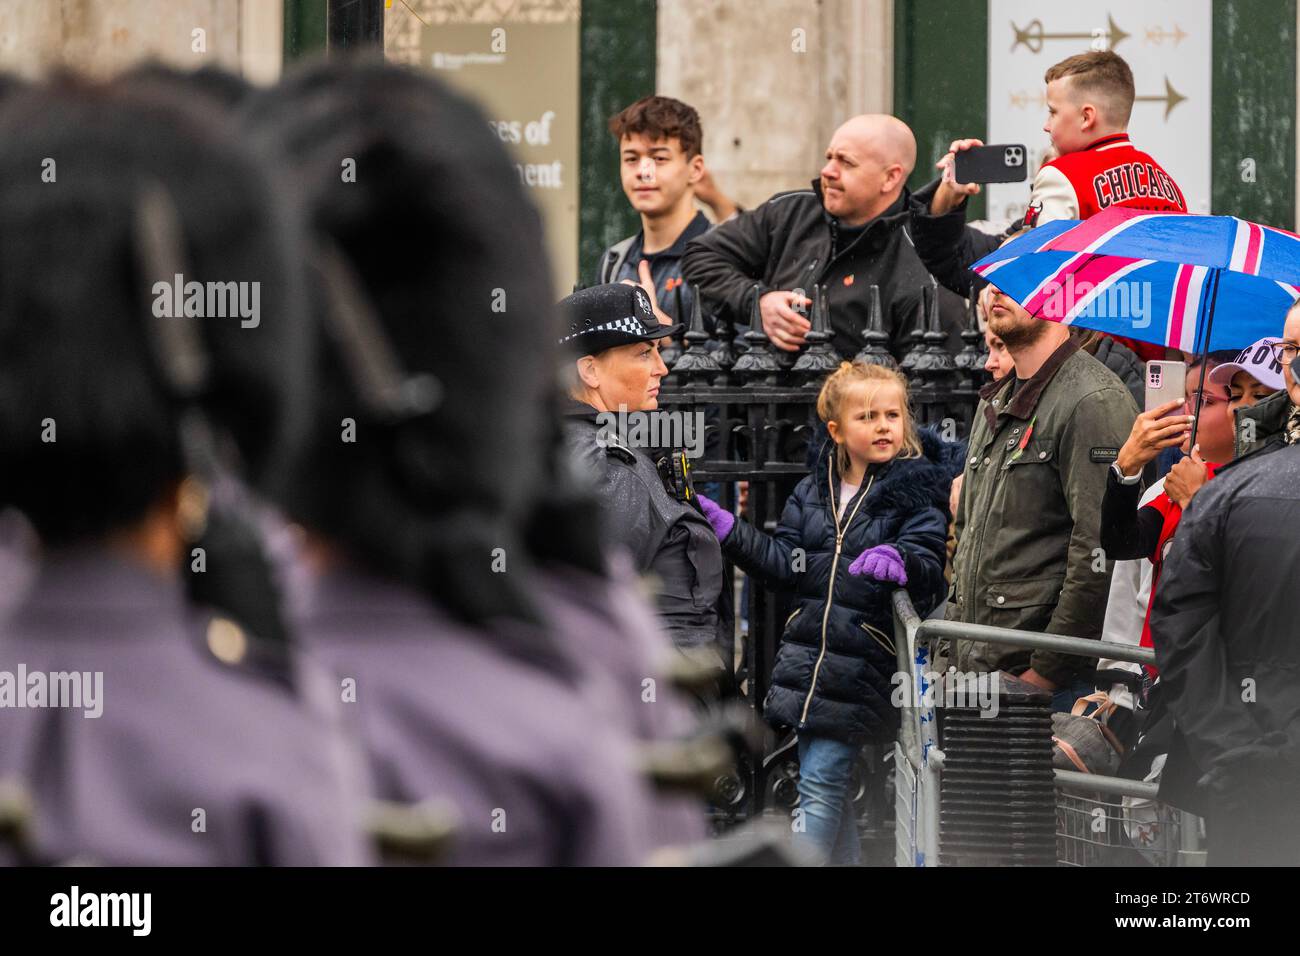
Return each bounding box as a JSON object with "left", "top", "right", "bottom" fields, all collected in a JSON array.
[
  {"left": 860, "top": 621, "right": 896, "bottom": 657},
  {"left": 800, "top": 456, "right": 873, "bottom": 726}
]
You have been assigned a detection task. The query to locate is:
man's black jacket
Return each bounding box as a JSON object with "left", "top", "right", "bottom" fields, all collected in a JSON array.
[
  {"left": 906, "top": 178, "right": 1007, "bottom": 298},
  {"left": 682, "top": 181, "right": 937, "bottom": 360},
  {"left": 1149, "top": 441, "right": 1300, "bottom": 843}
]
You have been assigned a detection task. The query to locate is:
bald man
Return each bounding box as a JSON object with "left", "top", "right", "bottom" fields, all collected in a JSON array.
[{"left": 683, "top": 113, "right": 936, "bottom": 359}]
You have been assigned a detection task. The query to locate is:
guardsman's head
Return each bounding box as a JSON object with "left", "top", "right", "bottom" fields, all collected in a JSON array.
[{"left": 0, "top": 76, "right": 305, "bottom": 549}]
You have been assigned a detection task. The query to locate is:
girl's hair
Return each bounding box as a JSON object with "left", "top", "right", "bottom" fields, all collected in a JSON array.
[{"left": 816, "top": 361, "right": 924, "bottom": 475}]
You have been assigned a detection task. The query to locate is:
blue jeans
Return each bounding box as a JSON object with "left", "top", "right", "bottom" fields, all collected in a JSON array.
[
  {"left": 1050, "top": 675, "right": 1098, "bottom": 714},
  {"left": 796, "top": 735, "right": 861, "bottom": 865}
]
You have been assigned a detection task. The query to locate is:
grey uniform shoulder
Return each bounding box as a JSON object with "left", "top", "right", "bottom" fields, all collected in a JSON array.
[{"left": 192, "top": 612, "right": 298, "bottom": 695}]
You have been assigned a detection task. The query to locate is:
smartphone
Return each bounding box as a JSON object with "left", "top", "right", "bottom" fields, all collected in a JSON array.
[
  {"left": 1145, "top": 360, "right": 1187, "bottom": 415},
  {"left": 953, "top": 144, "right": 1029, "bottom": 185}
]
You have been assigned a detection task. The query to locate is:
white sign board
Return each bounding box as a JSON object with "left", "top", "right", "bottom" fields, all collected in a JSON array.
[{"left": 986, "top": 0, "right": 1211, "bottom": 224}]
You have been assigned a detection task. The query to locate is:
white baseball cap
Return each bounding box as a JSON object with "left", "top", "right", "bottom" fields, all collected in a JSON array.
[{"left": 1208, "top": 337, "right": 1287, "bottom": 391}]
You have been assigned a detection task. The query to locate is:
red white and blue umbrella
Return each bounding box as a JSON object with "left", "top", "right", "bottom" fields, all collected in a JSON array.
[{"left": 970, "top": 207, "right": 1300, "bottom": 353}]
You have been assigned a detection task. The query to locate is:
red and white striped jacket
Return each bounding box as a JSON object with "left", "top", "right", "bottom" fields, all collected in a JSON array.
[{"left": 1024, "top": 133, "right": 1187, "bottom": 229}]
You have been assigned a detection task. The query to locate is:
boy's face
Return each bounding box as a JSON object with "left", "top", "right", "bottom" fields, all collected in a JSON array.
[
  {"left": 1043, "top": 77, "right": 1095, "bottom": 155},
  {"left": 619, "top": 133, "right": 702, "bottom": 218}
]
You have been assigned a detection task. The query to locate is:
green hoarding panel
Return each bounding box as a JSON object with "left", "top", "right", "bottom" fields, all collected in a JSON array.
[
  {"left": 894, "top": 0, "right": 989, "bottom": 219},
  {"left": 578, "top": 0, "right": 656, "bottom": 286},
  {"left": 1212, "top": 0, "right": 1296, "bottom": 228}
]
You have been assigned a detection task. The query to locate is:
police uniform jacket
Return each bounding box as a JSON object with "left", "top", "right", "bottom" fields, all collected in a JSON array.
[{"left": 561, "top": 399, "right": 724, "bottom": 656}]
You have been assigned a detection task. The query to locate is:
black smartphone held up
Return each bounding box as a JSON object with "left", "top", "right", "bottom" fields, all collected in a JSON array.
[{"left": 953, "top": 144, "right": 1029, "bottom": 185}]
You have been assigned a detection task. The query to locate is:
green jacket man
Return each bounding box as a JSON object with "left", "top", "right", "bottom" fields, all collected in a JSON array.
[{"left": 951, "top": 298, "right": 1138, "bottom": 692}]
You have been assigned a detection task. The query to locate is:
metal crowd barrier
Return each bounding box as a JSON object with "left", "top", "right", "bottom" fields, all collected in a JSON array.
[{"left": 891, "top": 590, "right": 1205, "bottom": 867}]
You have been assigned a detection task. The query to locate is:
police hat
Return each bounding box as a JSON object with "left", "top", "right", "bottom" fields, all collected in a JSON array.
[{"left": 558, "top": 283, "right": 684, "bottom": 355}]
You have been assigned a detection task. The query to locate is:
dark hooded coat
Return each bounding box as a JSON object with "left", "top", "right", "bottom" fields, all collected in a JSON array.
[{"left": 721, "top": 431, "right": 952, "bottom": 743}]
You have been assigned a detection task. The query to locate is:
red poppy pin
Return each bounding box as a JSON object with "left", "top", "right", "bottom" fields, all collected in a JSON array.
[{"left": 1008, "top": 416, "right": 1036, "bottom": 463}]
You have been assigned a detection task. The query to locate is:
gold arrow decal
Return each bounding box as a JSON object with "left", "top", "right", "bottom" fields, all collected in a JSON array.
[
  {"left": 1133, "top": 76, "right": 1187, "bottom": 120},
  {"left": 1144, "top": 23, "right": 1188, "bottom": 45},
  {"left": 1008, "top": 90, "right": 1047, "bottom": 110},
  {"left": 1012, "top": 13, "right": 1129, "bottom": 53}
]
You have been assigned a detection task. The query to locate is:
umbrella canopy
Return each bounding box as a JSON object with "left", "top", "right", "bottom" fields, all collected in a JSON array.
[{"left": 971, "top": 208, "right": 1300, "bottom": 352}]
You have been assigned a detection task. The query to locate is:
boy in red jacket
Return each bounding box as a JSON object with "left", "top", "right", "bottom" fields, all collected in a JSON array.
[
  {"left": 1025, "top": 51, "right": 1186, "bottom": 226},
  {"left": 919, "top": 50, "right": 1185, "bottom": 360},
  {"left": 932, "top": 50, "right": 1186, "bottom": 226}
]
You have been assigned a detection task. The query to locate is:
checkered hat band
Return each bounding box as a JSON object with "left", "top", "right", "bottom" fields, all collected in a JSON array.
[{"left": 560, "top": 314, "right": 644, "bottom": 343}]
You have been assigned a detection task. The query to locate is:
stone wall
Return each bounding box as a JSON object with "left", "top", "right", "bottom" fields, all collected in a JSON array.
[
  {"left": 656, "top": 0, "right": 893, "bottom": 211},
  {"left": 0, "top": 0, "right": 280, "bottom": 82}
]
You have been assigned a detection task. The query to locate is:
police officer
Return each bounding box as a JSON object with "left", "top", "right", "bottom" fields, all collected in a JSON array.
[{"left": 560, "top": 284, "right": 728, "bottom": 667}]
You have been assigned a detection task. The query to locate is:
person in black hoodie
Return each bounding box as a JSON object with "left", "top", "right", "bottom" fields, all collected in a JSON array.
[
  {"left": 697, "top": 362, "right": 950, "bottom": 863},
  {"left": 682, "top": 114, "right": 936, "bottom": 360}
]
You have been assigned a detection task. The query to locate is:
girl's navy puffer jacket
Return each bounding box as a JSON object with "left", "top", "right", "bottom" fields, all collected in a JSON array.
[{"left": 721, "top": 429, "right": 953, "bottom": 744}]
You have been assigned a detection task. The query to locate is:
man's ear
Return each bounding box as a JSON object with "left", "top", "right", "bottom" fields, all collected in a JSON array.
[
  {"left": 687, "top": 153, "right": 705, "bottom": 185},
  {"left": 576, "top": 355, "right": 601, "bottom": 390},
  {"left": 881, "top": 162, "right": 906, "bottom": 194}
]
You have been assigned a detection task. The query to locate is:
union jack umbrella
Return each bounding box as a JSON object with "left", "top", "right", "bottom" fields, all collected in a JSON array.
[{"left": 970, "top": 206, "right": 1300, "bottom": 353}]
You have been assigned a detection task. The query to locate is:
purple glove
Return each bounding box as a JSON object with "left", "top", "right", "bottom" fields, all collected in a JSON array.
[
  {"left": 848, "top": 544, "right": 907, "bottom": 585},
  {"left": 696, "top": 494, "right": 735, "bottom": 541}
]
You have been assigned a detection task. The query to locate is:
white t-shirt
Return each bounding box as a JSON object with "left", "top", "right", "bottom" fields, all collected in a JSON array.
[
  {"left": 1097, "top": 477, "right": 1166, "bottom": 711},
  {"left": 836, "top": 480, "right": 861, "bottom": 522}
]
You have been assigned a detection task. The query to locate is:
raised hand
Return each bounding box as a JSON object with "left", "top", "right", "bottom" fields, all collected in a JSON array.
[{"left": 1114, "top": 400, "right": 1192, "bottom": 477}]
